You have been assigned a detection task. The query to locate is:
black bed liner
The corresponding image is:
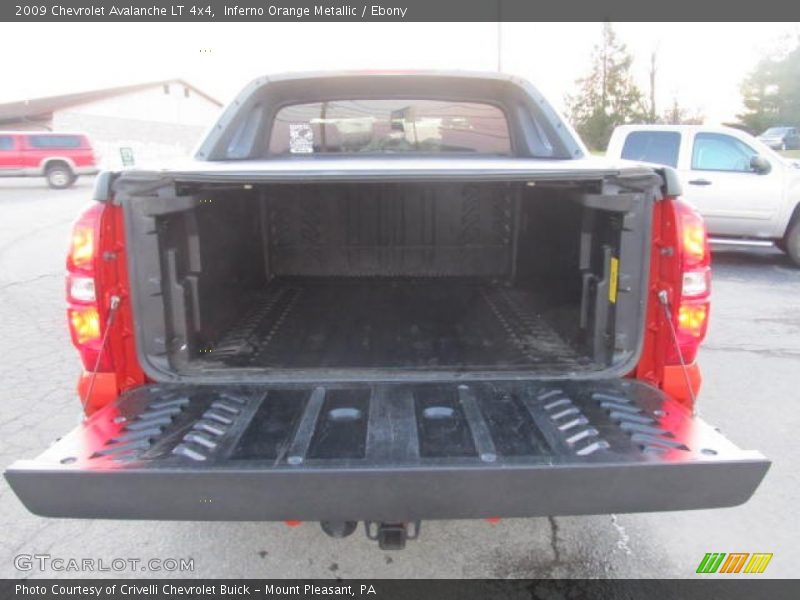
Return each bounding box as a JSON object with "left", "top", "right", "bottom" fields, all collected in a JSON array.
[
  {"left": 123, "top": 175, "right": 655, "bottom": 383},
  {"left": 198, "top": 278, "right": 595, "bottom": 371},
  {"left": 6, "top": 379, "right": 768, "bottom": 521}
]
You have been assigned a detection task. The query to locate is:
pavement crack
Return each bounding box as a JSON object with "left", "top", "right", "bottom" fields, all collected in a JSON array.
[
  {"left": 703, "top": 345, "right": 800, "bottom": 360},
  {"left": 610, "top": 514, "right": 633, "bottom": 556},
  {"left": 0, "top": 272, "right": 61, "bottom": 290},
  {"left": 547, "top": 516, "right": 562, "bottom": 565}
]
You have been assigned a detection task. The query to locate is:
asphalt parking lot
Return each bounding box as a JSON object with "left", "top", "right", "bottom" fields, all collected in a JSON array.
[{"left": 0, "top": 177, "right": 798, "bottom": 578}]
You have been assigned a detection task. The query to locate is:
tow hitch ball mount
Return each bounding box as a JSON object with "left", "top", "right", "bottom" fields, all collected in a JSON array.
[
  {"left": 365, "top": 521, "right": 421, "bottom": 550},
  {"left": 319, "top": 520, "right": 421, "bottom": 550}
]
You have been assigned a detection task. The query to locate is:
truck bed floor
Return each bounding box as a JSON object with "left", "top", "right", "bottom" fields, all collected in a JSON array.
[{"left": 201, "top": 278, "right": 594, "bottom": 371}]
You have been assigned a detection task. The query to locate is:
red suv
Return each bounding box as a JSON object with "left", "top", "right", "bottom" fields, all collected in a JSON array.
[{"left": 0, "top": 131, "right": 99, "bottom": 189}]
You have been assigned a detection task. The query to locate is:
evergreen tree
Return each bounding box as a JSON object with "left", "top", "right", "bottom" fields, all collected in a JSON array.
[
  {"left": 738, "top": 40, "right": 800, "bottom": 133},
  {"left": 566, "top": 23, "right": 648, "bottom": 151}
]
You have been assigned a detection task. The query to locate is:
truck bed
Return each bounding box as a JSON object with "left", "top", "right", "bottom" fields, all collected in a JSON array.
[
  {"left": 199, "top": 278, "right": 593, "bottom": 372},
  {"left": 126, "top": 177, "right": 651, "bottom": 380}
]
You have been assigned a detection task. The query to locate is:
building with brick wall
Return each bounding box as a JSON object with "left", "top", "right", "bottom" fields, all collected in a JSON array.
[{"left": 0, "top": 80, "right": 223, "bottom": 169}]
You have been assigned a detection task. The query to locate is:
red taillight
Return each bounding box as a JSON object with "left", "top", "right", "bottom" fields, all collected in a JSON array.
[
  {"left": 68, "top": 306, "right": 101, "bottom": 345},
  {"left": 667, "top": 200, "right": 711, "bottom": 365},
  {"left": 67, "top": 203, "right": 103, "bottom": 272},
  {"left": 677, "top": 201, "right": 710, "bottom": 270},
  {"left": 678, "top": 304, "right": 708, "bottom": 338},
  {"left": 66, "top": 203, "right": 113, "bottom": 371},
  {"left": 681, "top": 221, "right": 707, "bottom": 265}
]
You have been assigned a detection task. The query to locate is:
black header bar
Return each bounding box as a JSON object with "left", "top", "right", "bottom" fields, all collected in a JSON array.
[
  {"left": 2, "top": 0, "right": 798, "bottom": 22},
  {"left": 3, "top": 579, "right": 800, "bottom": 600}
]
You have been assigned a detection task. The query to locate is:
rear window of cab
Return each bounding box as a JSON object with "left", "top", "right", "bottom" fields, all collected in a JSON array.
[
  {"left": 266, "top": 99, "right": 513, "bottom": 156},
  {"left": 621, "top": 131, "right": 681, "bottom": 168}
]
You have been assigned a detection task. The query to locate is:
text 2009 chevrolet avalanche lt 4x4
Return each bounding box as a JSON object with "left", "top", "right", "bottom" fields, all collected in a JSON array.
[{"left": 5, "top": 73, "right": 768, "bottom": 550}]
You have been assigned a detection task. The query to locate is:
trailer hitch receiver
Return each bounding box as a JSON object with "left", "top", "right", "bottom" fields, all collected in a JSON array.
[{"left": 365, "top": 521, "right": 421, "bottom": 550}]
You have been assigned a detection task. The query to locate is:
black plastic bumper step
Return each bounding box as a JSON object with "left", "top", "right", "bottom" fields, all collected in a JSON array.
[{"left": 5, "top": 380, "right": 769, "bottom": 521}]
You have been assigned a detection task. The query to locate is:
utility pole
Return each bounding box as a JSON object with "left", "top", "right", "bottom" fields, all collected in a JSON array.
[
  {"left": 497, "top": 22, "right": 502, "bottom": 72},
  {"left": 649, "top": 46, "right": 659, "bottom": 123},
  {"left": 601, "top": 24, "right": 608, "bottom": 112}
]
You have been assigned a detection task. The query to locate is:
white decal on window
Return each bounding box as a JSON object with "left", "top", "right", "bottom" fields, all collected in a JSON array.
[{"left": 289, "top": 123, "right": 314, "bottom": 154}]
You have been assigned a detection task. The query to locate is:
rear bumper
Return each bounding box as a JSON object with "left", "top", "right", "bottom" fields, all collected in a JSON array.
[
  {"left": 8, "top": 456, "right": 768, "bottom": 522},
  {"left": 5, "top": 380, "right": 769, "bottom": 521}
]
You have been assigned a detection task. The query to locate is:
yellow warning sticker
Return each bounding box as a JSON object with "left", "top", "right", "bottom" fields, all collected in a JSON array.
[{"left": 609, "top": 257, "right": 619, "bottom": 304}]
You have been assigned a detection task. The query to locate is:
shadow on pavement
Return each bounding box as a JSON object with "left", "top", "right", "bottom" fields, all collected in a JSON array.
[{"left": 710, "top": 245, "right": 796, "bottom": 272}]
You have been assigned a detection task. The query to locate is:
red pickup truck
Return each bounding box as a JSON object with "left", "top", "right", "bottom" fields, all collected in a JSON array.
[
  {"left": 0, "top": 131, "right": 98, "bottom": 188},
  {"left": 5, "top": 72, "right": 768, "bottom": 551}
]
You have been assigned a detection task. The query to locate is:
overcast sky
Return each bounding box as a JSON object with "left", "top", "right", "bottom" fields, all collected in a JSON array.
[{"left": 2, "top": 22, "right": 798, "bottom": 123}]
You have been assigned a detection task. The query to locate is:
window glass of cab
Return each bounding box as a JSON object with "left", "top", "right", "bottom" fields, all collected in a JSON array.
[
  {"left": 0, "top": 135, "right": 14, "bottom": 150},
  {"left": 692, "top": 133, "right": 757, "bottom": 172},
  {"left": 267, "top": 99, "right": 514, "bottom": 156},
  {"left": 28, "top": 135, "right": 83, "bottom": 149},
  {"left": 620, "top": 131, "right": 681, "bottom": 167}
]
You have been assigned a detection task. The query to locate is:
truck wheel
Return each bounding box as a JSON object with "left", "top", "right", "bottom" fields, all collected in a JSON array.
[
  {"left": 785, "top": 220, "right": 800, "bottom": 267},
  {"left": 46, "top": 164, "right": 75, "bottom": 189}
]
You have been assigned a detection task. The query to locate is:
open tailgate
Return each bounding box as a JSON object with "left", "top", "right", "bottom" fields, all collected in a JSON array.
[{"left": 5, "top": 380, "right": 769, "bottom": 521}]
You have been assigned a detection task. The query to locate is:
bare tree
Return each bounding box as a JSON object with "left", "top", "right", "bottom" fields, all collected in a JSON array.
[{"left": 663, "top": 97, "right": 704, "bottom": 125}]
